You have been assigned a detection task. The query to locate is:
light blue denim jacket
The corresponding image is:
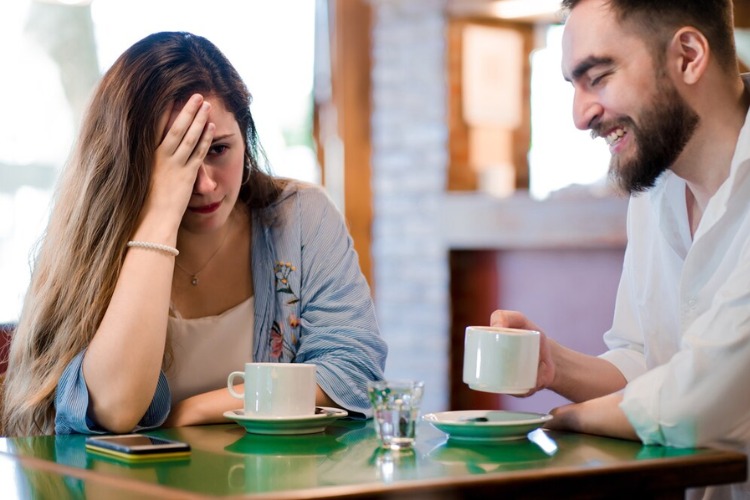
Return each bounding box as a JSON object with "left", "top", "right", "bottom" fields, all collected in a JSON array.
[{"left": 55, "top": 181, "right": 387, "bottom": 434}]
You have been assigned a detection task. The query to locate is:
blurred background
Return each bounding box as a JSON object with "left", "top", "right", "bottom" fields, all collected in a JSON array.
[{"left": 2, "top": 0, "right": 749, "bottom": 414}]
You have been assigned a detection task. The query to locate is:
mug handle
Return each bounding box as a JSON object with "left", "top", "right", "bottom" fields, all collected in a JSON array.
[
  {"left": 227, "top": 463, "right": 245, "bottom": 489},
  {"left": 227, "top": 371, "right": 245, "bottom": 399}
]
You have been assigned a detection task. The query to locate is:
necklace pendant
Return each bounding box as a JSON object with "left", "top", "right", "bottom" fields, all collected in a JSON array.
[{"left": 191, "top": 276, "right": 199, "bottom": 286}]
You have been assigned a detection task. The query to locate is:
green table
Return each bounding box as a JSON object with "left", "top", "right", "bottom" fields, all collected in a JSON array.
[{"left": 0, "top": 420, "right": 745, "bottom": 499}]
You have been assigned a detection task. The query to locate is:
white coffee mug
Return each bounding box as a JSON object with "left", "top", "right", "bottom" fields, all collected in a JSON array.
[
  {"left": 227, "top": 362, "right": 317, "bottom": 417},
  {"left": 462, "top": 326, "right": 540, "bottom": 394}
]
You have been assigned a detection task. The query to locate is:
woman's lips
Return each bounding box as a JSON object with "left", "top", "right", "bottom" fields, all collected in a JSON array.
[{"left": 188, "top": 201, "right": 222, "bottom": 214}]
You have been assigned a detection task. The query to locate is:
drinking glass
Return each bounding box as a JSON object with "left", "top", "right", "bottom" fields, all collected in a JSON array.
[{"left": 367, "top": 380, "right": 425, "bottom": 450}]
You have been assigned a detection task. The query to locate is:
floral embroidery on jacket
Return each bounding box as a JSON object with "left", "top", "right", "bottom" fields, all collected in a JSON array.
[
  {"left": 274, "top": 261, "right": 299, "bottom": 304},
  {"left": 289, "top": 313, "right": 300, "bottom": 328},
  {"left": 270, "top": 321, "right": 284, "bottom": 359},
  {"left": 270, "top": 261, "right": 301, "bottom": 361}
]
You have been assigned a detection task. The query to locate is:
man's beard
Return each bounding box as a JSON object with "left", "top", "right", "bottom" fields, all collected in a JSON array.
[{"left": 599, "top": 78, "right": 700, "bottom": 194}]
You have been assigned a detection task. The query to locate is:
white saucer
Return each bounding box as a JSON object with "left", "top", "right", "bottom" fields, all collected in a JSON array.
[
  {"left": 224, "top": 407, "right": 348, "bottom": 435},
  {"left": 422, "top": 410, "right": 552, "bottom": 442}
]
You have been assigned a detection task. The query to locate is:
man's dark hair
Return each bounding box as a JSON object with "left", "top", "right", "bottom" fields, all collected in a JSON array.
[{"left": 562, "top": 0, "right": 738, "bottom": 72}]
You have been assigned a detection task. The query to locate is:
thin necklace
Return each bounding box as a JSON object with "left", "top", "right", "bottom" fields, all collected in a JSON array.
[{"left": 175, "top": 229, "right": 231, "bottom": 286}]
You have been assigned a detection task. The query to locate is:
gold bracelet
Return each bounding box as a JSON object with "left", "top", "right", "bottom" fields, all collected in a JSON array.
[{"left": 126, "top": 240, "right": 179, "bottom": 257}]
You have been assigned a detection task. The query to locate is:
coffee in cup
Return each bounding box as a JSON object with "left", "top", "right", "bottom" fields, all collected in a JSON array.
[
  {"left": 462, "top": 326, "right": 540, "bottom": 394},
  {"left": 227, "top": 362, "right": 316, "bottom": 417}
]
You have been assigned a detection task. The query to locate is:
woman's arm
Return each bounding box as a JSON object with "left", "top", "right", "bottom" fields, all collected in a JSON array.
[
  {"left": 162, "top": 384, "right": 337, "bottom": 427},
  {"left": 82, "top": 95, "right": 214, "bottom": 433},
  {"left": 290, "top": 185, "right": 387, "bottom": 416}
]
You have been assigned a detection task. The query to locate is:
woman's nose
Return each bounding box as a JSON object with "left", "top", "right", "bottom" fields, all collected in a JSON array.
[{"left": 193, "top": 164, "right": 217, "bottom": 193}]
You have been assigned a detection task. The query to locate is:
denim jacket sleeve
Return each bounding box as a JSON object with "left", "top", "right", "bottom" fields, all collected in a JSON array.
[
  {"left": 54, "top": 350, "right": 171, "bottom": 434},
  {"left": 253, "top": 182, "right": 387, "bottom": 418}
]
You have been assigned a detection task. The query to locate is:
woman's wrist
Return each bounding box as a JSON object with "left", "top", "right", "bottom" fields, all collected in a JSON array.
[
  {"left": 163, "top": 400, "right": 191, "bottom": 427},
  {"left": 165, "top": 391, "right": 228, "bottom": 427},
  {"left": 132, "top": 209, "right": 181, "bottom": 248}
]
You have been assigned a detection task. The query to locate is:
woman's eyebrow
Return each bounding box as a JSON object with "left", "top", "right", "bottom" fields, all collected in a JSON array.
[{"left": 211, "top": 133, "right": 235, "bottom": 142}]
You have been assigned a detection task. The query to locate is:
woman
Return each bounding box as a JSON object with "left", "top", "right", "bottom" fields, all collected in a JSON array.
[{"left": 1, "top": 31, "right": 387, "bottom": 436}]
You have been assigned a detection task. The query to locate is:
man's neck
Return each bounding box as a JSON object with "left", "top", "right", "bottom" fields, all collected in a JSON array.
[
  {"left": 678, "top": 75, "right": 750, "bottom": 233},
  {"left": 685, "top": 186, "right": 702, "bottom": 238}
]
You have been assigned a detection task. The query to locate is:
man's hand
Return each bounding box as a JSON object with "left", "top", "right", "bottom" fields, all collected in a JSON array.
[{"left": 490, "top": 309, "right": 556, "bottom": 397}]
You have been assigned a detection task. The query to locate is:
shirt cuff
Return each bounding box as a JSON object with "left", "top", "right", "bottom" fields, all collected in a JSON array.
[
  {"left": 620, "top": 372, "right": 665, "bottom": 445},
  {"left": 599, "top": 347, "right": 647, "bottom": 382}
]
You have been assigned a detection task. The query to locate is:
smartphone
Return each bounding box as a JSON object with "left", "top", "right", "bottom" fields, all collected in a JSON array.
[{"left": 85, "top": 434, "right": 191, "bottom": 462}]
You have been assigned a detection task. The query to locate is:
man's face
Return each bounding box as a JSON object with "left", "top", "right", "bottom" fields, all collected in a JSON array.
[
  {"left": 561, "top": 0, "right": 699, "bottom": 193},
  {"left": 598, "top": 76, "right": 700, "bottom": 193}
]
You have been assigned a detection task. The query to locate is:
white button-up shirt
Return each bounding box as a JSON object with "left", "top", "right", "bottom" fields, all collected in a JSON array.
[
  {"left": 600, "top": 99, "right": 750, "bottom": 500},
  {"left": 600, "top": 94, "right": 750, "bottom": 453}
]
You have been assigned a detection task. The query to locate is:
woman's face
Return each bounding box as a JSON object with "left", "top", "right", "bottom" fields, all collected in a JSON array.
[{"left": 174, "top": 95, "right": 246, "bottom": 235}]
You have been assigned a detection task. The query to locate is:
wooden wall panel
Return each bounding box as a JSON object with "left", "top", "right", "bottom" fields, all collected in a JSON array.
[
  {"left": 735, "top": 0, "right": 750, "bottom": 28},
  {"left": 447, "top": 19, "right": 534, "bottom": 192},
  {"left": 449, "top": 250, "right": 501, "bottom": 410},
  {"left": 315, "top": 0, "right": 373, "bottom": 287},
  {"left": 337, "top": 0, "right": 373, "bottom": 288}
]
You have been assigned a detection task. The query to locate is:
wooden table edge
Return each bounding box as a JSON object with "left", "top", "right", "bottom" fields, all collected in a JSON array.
[{"left": 1, "top": 442, "right": 746, "bottom": 500}]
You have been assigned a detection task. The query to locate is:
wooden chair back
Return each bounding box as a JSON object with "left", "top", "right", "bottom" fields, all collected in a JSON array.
[
  {"left": 0, "top": 324, "right": 12, "bottom": 437},
  {"left": 0, "top": 323, "right": 13, "bottom": 375},
  {"left": 0, "top": 371, "right": 4, "bottom": 436}
]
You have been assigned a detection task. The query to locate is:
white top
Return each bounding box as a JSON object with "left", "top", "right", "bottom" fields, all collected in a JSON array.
[
  {"left": 166, "top": 296, "right": 254, "bottom": 404},
  {"left": 600, "top": 92, "right": 750, "bottom": 499}
]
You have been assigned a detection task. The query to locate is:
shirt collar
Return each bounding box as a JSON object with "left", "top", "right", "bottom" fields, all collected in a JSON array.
[{"left": 648, "top": 74, "right": 750, "bottom": 245}]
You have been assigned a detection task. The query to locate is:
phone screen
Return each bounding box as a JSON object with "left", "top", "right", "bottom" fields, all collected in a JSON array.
[{"left": 85, "top": 434, "right": 191, "bottom": 459}]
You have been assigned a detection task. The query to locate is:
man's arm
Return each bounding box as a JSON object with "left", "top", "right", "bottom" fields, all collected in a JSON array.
[
  {"left": 546, "top": 392, "right": 638, "bottom": 441},
  {"left": 490, "top": 310, "right": 628, "bottom": 402},
  {"left": 549, "top": 340, "right": 628, "bottom": 402}
]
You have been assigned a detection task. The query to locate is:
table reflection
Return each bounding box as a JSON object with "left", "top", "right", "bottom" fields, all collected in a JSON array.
[
  {"left": 0, "top": 420, "right": 742, "bottom": 498},
  {"left": 427, "top": 429, "right": 557, "bottom": 475},
  {"left": 372, "top": 447, "right": 417, "bottom": 483},
  {"left": 223, "top": 431, "right": 350, "bottom": 492}
]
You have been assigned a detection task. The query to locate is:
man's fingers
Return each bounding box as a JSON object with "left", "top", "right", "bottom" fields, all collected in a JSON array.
[{"left": 490, "top": 310, "right": 526, "bottom": 328}]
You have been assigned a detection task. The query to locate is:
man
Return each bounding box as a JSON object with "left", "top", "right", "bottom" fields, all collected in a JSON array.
[{"left": 491, "top": 1, "right": 750, "bottom": 496}]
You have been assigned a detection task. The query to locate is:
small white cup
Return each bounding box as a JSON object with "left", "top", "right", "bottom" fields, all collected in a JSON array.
[
  {"left": 462, "top": 326, "right": 540, "bottom": 394},
  {"left": 227, "top": 362, "right": 317, "bottom": 417}
]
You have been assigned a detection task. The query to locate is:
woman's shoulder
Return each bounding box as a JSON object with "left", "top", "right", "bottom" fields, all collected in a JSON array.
[
  {"left": 274, "top": 179, "right": 335, "bottom": 208},
  {"left": 256, "top": 179, "right": 339, "bottom": 232}
]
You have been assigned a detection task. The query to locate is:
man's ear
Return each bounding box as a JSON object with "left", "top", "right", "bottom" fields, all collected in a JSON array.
[{"left": 668, "top": 27, "right": 710, "bottom": 84}]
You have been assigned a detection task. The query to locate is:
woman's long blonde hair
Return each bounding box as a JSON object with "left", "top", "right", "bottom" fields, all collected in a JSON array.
[{"left": 2, "top": 32, "right": 280, "bottom": 436}]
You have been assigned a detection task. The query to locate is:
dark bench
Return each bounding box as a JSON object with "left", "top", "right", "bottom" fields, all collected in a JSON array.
[{"left": 0, "top": 323, "right": 14, "bottom": 374}]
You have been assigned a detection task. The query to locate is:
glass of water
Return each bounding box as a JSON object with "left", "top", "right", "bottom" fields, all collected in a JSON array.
[{"left": 367, "top": 380, "right": 425, "bottom": 450}]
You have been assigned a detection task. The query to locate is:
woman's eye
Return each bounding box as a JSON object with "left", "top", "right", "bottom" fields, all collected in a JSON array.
[{"left": 209, "top": 144, "right": 228, "bottom": 155}]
